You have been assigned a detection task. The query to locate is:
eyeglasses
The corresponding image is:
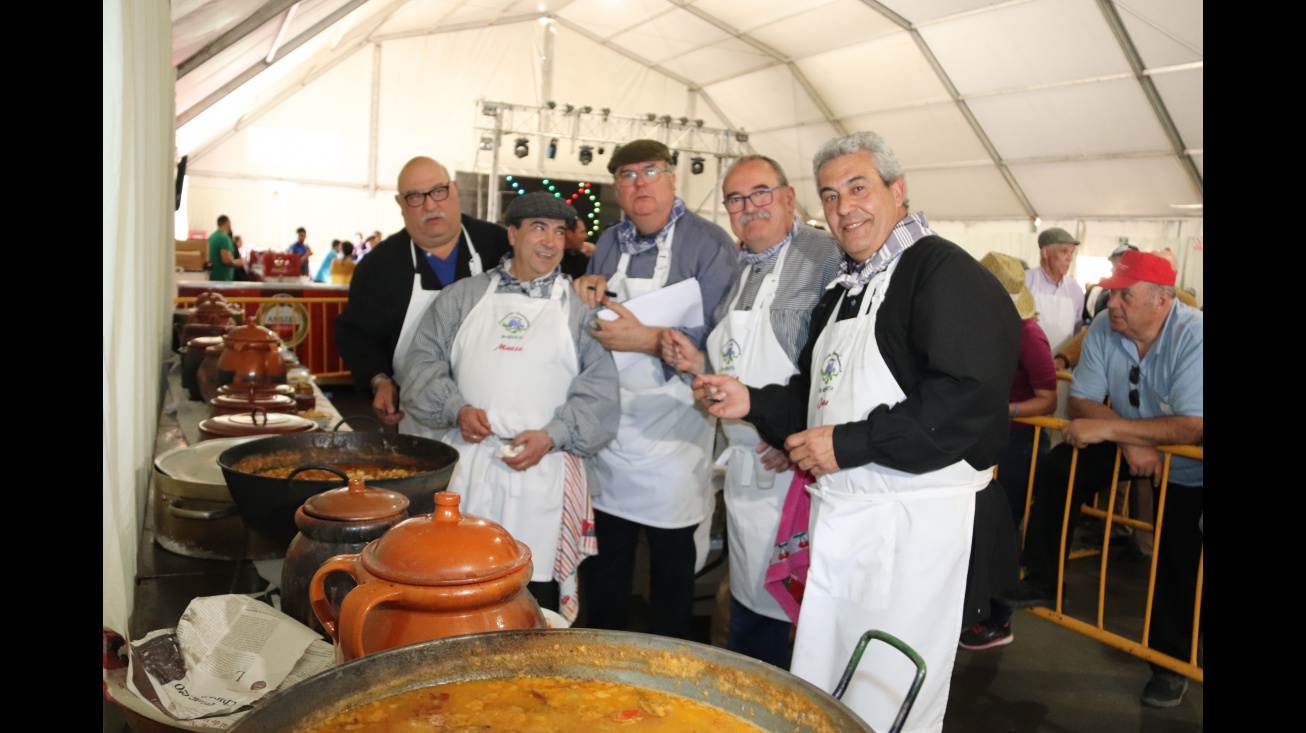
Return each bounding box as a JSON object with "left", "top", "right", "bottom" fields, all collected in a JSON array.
[
  {"left": 722, "top": 186, "right": 784, "bottom": 213},
  {"left": 402, "top": 183, "right": 452, "bottom": 207},
  {"left": 615, "top": 166, "right": 669, "bottom": 187},
  {"left": 1128, "top": 365, "right": 1140, "bottom": 408}
]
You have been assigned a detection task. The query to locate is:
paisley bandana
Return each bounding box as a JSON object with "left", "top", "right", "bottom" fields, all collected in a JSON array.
[
  {"left": 831, "top": 211, "right": 935, "bottom": 294},
  {"left": 495, "top": 257, "right": 560, "bottom": 299},
  {"left": 738, "top": 217, "right": 797, "bottom": 266},
  {"left": 616, "top": 197, "right": 688, "bottom": 256}
]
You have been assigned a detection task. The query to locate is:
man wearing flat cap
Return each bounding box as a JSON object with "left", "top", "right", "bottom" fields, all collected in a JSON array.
[
  {"left": 572, "top": 138, "right": 737, "bottom": 640},
  {"left": 1026, "top": 226, "right": 1086, "bottom": 354},
  {"left": 397, "top": 191, "right": 621, "bottom": 622},
  {"left": 1002, "top": 249, "right": 1203, "bottom": 709}
]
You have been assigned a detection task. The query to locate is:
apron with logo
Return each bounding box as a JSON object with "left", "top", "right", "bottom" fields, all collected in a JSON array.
[
  {"left": 705, "top": 242, "right": 796, "bottom": 621},
  {"left": 440, "top": 272, "right": 576, "bottom": 582},
  {"left": 791, "top": 258, "right": 989, "bottom": 733},
  {"left": 395, "top": 227, "right": 482, "bottom": 438},
  {"left": 589, "top": 222, "right": 716, "bottom": 569}
]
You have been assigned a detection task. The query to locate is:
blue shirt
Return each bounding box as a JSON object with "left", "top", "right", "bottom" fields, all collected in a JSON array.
[
  {"left": 424, "top": 243, "right": 459, "bottom": 287},
  {"left": 1071, "top": 299, "right": 1203, "bottom": 486}
]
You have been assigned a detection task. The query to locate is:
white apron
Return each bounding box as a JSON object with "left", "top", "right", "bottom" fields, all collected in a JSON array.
[
  {"left": 792, "top": 259, "right": 989, "bottom": 733},
  {"left": 589, "top": 223, "right": 716, "bottom": 570},
  {"left": 396, "top": 227, "right": 483, "bottom": 438},
  {"left": 440, "top": 273, "right": 576, "bottom": 581},
  {"left": 706, "top": 242, "right": 796, "bottom": 622}
]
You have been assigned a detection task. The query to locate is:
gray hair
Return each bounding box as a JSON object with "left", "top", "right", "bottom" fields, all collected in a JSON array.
[
  {"left": 811, "top": 131, "right": 904, "bottom": 185},
  {"left": 726, "top": 155, "right": 789, "bottom": 187}
]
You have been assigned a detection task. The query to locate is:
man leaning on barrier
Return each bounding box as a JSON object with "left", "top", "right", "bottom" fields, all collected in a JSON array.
[{"left": 1000, "top": 249, "right": 1203, "bottom": 709}]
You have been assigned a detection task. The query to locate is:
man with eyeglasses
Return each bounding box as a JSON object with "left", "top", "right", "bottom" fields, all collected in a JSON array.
[
  {"left": 658, "top": 154, "right": 839, "bottom": 668},
  {"left": 335, "top": 156, "right": 511, "bottom": 434},
  {"left": 571, "top": 139, "right": 737, "bottom": 641},
  {"left": 1002, "top": 249, "right": 1203, "bottom": 709},
  {"left": 694, "top": 131, "right": 1021, "bottom": 732}
]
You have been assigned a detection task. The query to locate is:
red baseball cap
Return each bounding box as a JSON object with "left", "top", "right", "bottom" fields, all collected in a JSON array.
[{"left": 1098, "top": 250, "right": 1176, "bottom": 289}]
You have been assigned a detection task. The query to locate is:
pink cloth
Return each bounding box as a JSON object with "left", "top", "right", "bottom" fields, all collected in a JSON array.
[
  {"left": 764, "top": 468, "right": 814, "bottom": 623},
  {"left": 553, "top": 453, "right": 597, "bottom": 623}
]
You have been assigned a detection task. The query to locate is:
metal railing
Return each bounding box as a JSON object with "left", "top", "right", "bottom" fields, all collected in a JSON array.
[{"left": 1007, "top": 404, "right": 1203, "bottom": 683}]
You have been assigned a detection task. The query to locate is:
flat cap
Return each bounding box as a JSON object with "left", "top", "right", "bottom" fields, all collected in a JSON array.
[
  {"left": 504, "top": 191, "right": 578, "bottom": 228},
  {"left": 607, "top": 138, "right": 673, "bottom": 174},
  {"left": 1038, "top": 227, "right": 1079, "bottom": 247}
]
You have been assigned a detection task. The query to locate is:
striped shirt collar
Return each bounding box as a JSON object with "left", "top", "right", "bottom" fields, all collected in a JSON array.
[{"left": 831, "top": 211, "right": 934, "bottom": 294}]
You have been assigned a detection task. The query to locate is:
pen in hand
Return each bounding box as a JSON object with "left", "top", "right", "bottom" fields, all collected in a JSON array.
[{"left": 587, "top": 285, "right": 619, "bottom": 298}]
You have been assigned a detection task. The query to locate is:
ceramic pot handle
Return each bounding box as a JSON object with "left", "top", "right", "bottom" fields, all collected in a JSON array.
[
  {"left": 337, "top": 579, "right": 405, "bottom": 661},
  {"left": 309, "top": 554, "right": 361, "bottom": 641}
]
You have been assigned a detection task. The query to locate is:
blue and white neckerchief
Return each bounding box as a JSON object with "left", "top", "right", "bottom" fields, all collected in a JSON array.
[
  {"left": 831, "top": 211, "right": 934, "bottom": 295},
  {"left": 495, "top": 257, "right": 559, "bottom": 299},
  {"left": 616, "top": 197, "right": 688, "bottom": 256},
  {"left": 738, "top": 217, "right": 797, "bottom": 266}
]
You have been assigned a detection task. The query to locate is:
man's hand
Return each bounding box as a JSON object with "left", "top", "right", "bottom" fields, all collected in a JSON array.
[
  {"left": 457, "top": 405, "right": 493, "bottom": 443},
  {"left": 590, "top": 300, "right": 660, "bottom": 355},
  {"left": 502, "top": 430, "right": 553, "bottom": 472},
  {"left": 573, "top": 274, "right": 610, "bottom": 309},
  {"left": 757, "top": 441, "right": 793, "bottom": 473},
  {"left": 693, "top": 374, "right": 747, "bottom": 417},
  {"left": 1061, "top": 418, "right": 1112, "bottom": 450},
  {"left": 1121, "top": 444, "right": 1165, "bottom": 487},
  {"left": 372, "top": 380, "right": 404, "bottom": 426},
  {"left": 785, "top": 426, "right": 839, "bottom": 477},
  {"left": 1054, "top": 355, "right": 1070, "bottom": 371},
  {"left": 660, "top": 328, "right": 705, "bottom": 375}
]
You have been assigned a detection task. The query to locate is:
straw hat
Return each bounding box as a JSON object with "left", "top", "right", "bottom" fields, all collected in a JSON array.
[{"left": 980, "top": 251, "right": 1036, "bottom": 320}]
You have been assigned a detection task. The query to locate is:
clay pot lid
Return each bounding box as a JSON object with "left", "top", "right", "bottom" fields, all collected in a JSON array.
[
  {"left": 195, "top": 291, "right": 227, "bottom": 305},
  {"left": 199, "top": 409, "right": 319, "bottom": 438},
  {"left": 210, "top": 392, "right": 296, "bottom": 409},
  {"left": 187, "top": 335, "right": 226, "bottom": 349},
  {"left": 224, "top": 323, "right": 282, "bottom": 345},
  {"left": 192, "top": 300, "right": 237, "bottom": 325},
  {"left": 303, "top": 478, "right": 409, "bottom": 522},
  {"left": 218, "top": 383, "right": 295, "bottom": 397},
  {"left": 360, "top": 492, "right": 531, "bottom": 586}
]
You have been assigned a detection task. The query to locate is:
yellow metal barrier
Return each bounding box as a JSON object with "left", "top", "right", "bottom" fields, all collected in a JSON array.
[
  {"left": 1007, "top": 411, "right": 1204, "bottom": 683},
  {"left": 176, "top": 296, "right": 353, "bottom": 383}
]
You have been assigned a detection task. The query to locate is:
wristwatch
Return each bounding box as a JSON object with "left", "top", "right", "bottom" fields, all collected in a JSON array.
[{"left": 370, "top": 373, "right": 393, "bottom": 394}]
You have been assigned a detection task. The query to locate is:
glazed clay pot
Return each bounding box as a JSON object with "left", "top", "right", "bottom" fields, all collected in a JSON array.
[
  {"left": 182, "top": 335, "right": 225, "bottom": 401},
  {"left": 217, "top": 323, "right": 286, "bottom": 390},
  {"left": 310, "top": 491, "right": 546, "bottom": 663},
  {"left": 196, "top": 343, "right": 226, "bottom": 403},
  {"left": 282, "top": 472, "right": 410, "bottom": 638}
]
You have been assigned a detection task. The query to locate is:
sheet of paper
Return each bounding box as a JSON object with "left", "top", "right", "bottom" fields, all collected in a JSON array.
[{"left": 597, "top": 278, "right": 703, "bottom": 371}]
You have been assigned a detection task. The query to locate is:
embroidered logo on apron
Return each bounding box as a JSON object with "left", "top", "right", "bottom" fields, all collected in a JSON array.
[
  {"left": 720, "top": 339, "right": 741, "bottom": 366},
  {"left": 500, "top": 313, "right": 529, "bottom": 334},
  {"left": 820, "top": 353, "right": 842, "bottom": 385}
]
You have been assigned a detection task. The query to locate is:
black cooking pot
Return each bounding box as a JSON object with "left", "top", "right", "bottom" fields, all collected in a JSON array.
[
  {"left": 229, "top": 628, "right": 924, "bottom": 733},
  {"left": 217, "top": 422, "right": 459, "bottom": 546}
]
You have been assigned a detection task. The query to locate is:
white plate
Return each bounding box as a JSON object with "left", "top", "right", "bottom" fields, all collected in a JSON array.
[{"left": 154, "top": 436, "right": 265, "bottom": 485}]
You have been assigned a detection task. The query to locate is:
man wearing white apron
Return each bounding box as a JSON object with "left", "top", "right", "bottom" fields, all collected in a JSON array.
[
  {"left": 660, "top": 155, "right": 840, "bottom": 668},
  {"left": 396, "top": 192, "right": 620, "bottom": 617},
  {"left": 334, "top": 156, "right": 510, "bottom": 433},
  {"left": 572, "top": 139, "right": 738, "bottom": 640},
  {"left": 1025, "top": 226, "right": 1085, "bottom": 439},
  {"left": 696, "top": 132, "right": 1021, "bottom": 733}
]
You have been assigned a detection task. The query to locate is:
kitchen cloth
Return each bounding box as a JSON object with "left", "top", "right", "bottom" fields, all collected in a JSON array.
[
  {"left": 764, "top": 468, "right": 814, "bottom": 623},
  {"left": 554, "top": 453, "right": 598, "bottom": 623}
]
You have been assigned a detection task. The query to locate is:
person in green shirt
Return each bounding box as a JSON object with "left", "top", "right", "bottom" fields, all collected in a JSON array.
[{"left": 208, "top": 214, "right": 240, "bottom": 281}]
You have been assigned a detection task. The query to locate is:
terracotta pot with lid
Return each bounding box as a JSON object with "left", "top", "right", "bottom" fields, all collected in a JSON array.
[
  {"left": 283, "top": 471, "right": 410, "bottom": 638},
  {"left": 209, "top": 387, "right": 298, "bottom": 417},
  {"left": 310, "top": 491, "right": 546, "bottom": 662},
  {"left": 217, "top": 323, "right": 286, "bottom": 390}
]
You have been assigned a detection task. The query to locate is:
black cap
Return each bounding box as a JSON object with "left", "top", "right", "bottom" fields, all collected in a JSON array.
[
  {"left": 504, "top": 191, "right": 578, "bottom": 228},
  {"left": 606, "top": 139, "right": 673, "bottom": 174}
]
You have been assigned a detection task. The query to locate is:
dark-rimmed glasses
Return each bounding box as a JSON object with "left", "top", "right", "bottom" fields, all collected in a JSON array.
[
  {"left": 723, "top": 186, "right": 784, "bottom": 213},
  {"left": 1128, "top": 365, "right": 1140, "bottom": 407},
  {"left": 615, "top": 166, "right": 669, "bottom": 187},
  {"left": 402, "top": 183, "right": 451, "bottom": 207}
]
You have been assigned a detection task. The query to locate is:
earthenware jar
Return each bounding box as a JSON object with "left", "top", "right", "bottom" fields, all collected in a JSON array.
[{"left": 216, "top": 323, "right": 286, "bottom": 390}]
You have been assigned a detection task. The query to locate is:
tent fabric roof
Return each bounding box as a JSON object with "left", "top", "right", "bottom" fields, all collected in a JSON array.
[{"left": 172, "top": 0, "right": 1202, "bottom": 221}]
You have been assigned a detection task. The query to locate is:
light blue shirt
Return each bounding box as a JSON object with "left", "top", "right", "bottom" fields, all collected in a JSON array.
[{"left": 1071, "top": 299, "right": 1203, "bottom": 486}]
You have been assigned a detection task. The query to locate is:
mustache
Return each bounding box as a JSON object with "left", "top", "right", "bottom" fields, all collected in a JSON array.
[
  {"left": 422, "top": 211, "right": 446, "bottom": 223},
  {"left": 737, "top": 210, "right": 771, "bottom": 227}
]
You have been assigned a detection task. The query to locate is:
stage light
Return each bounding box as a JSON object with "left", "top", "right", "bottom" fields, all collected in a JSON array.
[
  {"left": 547, "top": 101, "right": 557, "bottom": 109},
  {"left": 597, "top": 146, "right": 605, "bottom": 155},
  {"left": 690, "top": 156, "right": 705, "bottom": 175},
  {"left": 479, "top": 135, "right": 494, "bottom": 151},
  {"left": 580, "top": 105, "right": 592, "bottom": 114},
  {"left": 579, "top": 145, "right": 594, "bottom": 166},
  {"left": 645, "top": 113, "right": 656, "bottom": 122},
  {"left": 677, "top": 116, "right": 688, "bottom": 126},
  {"left": 547, "top": 138, "right": 558, "bottom": 159},
  {"left": 601, "top": 107, "right": 611, "bottom": 119},
  {"left": 564, "top": 103, "right": 575, "bottom": 113},
  {"left": 670, "top": 150, "right": 680, "bottom": 167},
  {"left": 658, "top": 114, "right": 672, "bottom": 125},
  {"left": 735, "top": 131, "right": 749, "bottom": 143},
  {"left": 514, "top": 137, "right": 530, "bottom": 158},
  {"left": 694, "top": 119, "right": 704, "bottom": 128},
  {"left": 481, "top": 102, "right": 499, "bottom": 116}
]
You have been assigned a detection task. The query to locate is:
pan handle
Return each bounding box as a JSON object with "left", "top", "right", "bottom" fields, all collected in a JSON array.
[
  {"left": 333, "top": 414, "right": 380, "bottom": 432},
  {"left": 287, "top": 464, "right": 349, "bottom": 489},
  {"left": 832, "top": 629, "right": 927, "bottom": 733},
  {"left": 168, "top": 498, "right": 237, "bottom": 521}
]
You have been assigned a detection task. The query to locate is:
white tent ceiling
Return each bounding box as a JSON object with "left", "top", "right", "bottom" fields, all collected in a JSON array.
[{"left": 171, "top": 0, "right": 1202, "bottom": 226}]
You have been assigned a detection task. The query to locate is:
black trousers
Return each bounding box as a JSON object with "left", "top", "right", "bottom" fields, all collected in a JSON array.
[
  {"left": 1024, "top": 441, "right": 1204, "bottom": 662},
  {"left": 577, "top": 509, "right": 698, "bottom": 640}
]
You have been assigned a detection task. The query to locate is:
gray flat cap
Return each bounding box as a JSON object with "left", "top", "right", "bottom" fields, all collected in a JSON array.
[
  {"left": 607, "top": 139, "right": 673, "bottom": 174},
  {"left": 504, "top": 191, "right": 578, "bottom": 228},
  {"left": 1038, "top": 227, "right": 1079, "bottom": 247}
]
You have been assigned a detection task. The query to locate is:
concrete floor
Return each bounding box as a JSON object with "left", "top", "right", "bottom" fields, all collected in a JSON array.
[{"left": 105, "top": 384, "right": 1201, "bottom": 732}]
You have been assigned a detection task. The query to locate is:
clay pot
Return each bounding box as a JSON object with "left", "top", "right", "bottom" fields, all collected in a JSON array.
[
  {"left": 191, "top": 299, "right": 238, "bottom": 327},
  {"left": 196, "top": 343, "right": 226, "bottom": 403},
  {"left": 182, "top": 336, "right": 225, "bottom": 401},
  {"left": 217, "top": 323, "right": 286, "bottom": 390},
  {"left": 282, "top": 473, "right": 410, "bottom": 638},
  {"left": 310, "top": 491, "right": 546, "bottom": 663}
]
